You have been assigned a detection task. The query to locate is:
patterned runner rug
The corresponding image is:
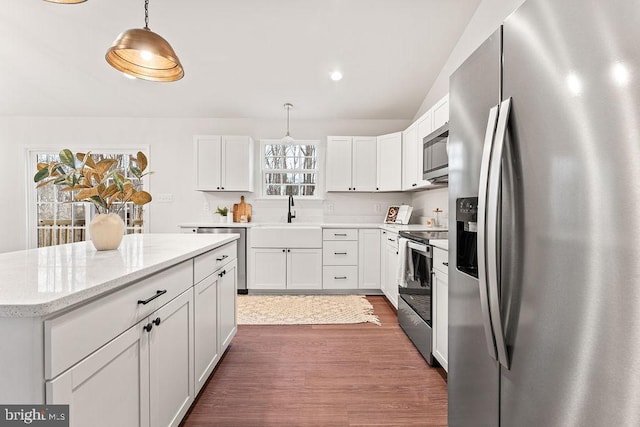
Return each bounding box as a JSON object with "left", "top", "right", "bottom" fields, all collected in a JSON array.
[{"left": 237, "top": 295, "right": 381, "bottom": 326}]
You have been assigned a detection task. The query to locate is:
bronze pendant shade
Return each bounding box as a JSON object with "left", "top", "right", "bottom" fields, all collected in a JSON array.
[{"left": 106, "top": 27, "right": 184, "bottom": 82}]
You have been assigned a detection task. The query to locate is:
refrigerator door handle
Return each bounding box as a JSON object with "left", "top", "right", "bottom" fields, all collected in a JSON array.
[
  {"left": 477, "top": 105, "right": 500, "bottom": 361},
  {"left": 487, "top": 97, "right": 512, "bottom": 370}
]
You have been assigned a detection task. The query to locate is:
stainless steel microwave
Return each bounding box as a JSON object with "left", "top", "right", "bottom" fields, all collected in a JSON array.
[{"left": 423, "top": 122, "right": 449, "bottom": 183}]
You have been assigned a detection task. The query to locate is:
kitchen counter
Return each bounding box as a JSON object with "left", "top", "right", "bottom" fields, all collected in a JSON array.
[
  {"left": 0, "top": 233, "right": 238, "bottom": 318},
  {"left": 430, "top": 239, "right": 449, "bottom": 251},
  {"left": 179, "top": 222, "right": 447, "bottom": 233}
]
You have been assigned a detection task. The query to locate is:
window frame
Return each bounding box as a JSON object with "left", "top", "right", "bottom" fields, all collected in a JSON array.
[
  {"left": 259, "top": 139, "right": 323, "bottom": 199},
  {"left": 26, "top": 146, "right": 151, "bottom": 249}
]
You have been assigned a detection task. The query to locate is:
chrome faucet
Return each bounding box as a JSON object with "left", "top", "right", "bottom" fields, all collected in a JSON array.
[{"left": 287, "top": 195, "right": 296, "bottom": 223}]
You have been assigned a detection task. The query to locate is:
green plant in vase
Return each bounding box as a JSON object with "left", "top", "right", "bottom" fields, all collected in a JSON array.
[{"left": 34, "top": 149, "right": 152, "bottom": 250}]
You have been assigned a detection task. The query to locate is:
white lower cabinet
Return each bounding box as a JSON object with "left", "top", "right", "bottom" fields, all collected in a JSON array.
[
  {"left": 46, "top": 320, "right": 150, "bottom": 427},
  {"left": 380, "top": 230, "right": 399, "bottom": 308},
  {"left": 358, "top": 229, "right": 381, "bottom": 289},
  {"left": 194, "top": 273, "right": 219, "bottom": 394},
  {"left": 47, "top": 289, "right": 194, "bottom": 427},
  {"left": 194, "top": 259, "right": 237, "bottom": 395},
  {"left": 45, "top": 242, "right": 238, "bottom": 427},
  {"left": 219, "top": 260, "right": 238, "bottom": 350},
  {"left": 149, "top": 290, "right": 195, "bottom": 427},
  {"left": 250, "top": 248, "right": 322, "bottom": 290},
  {"left": 432, "top": 247, "right": 449, "bottom": 371}
]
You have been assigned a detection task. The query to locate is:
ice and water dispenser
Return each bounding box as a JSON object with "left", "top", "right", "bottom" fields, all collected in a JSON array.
[{"left": 456, "top": 197, "right": 478, "bottom": 277}]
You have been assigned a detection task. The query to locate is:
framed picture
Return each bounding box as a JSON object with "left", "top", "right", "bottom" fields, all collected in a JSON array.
[{"left": 384, "top": 206, "right": 400, "bottom": 224}]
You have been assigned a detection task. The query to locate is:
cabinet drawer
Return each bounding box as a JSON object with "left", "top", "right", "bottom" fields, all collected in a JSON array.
[
  {"left": 194, "top": 242, "right": 237, "bottom": 284},
  {"left": 384, "top": 232, "right": 398, "bottom": 247},
  {"left": 323, "top": 266, "right": 358, "bottom": 289},
  {"left": 323, "top": 229, "right": 358, "bottom": 241},
  {"left": 45, "top": 261, "right": 192, "bottom": 380},
  {"left": 433, "top": 247, "right": 448, "bottom": 275},
  {"left": 323, "top": 241, "right": 358, "bottom": 265}
]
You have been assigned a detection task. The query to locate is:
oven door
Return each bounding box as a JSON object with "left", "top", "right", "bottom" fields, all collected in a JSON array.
[{"left": 398, "top": 241, "right": 433, "bottom": 326}]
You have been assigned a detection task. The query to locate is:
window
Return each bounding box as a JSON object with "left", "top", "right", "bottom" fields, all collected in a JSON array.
[
  {"left": 28, "top": 149, "right": 149, "bottom": 248},
  {"left": 261, "top": 140, "right": 320, "bottom": 197}
]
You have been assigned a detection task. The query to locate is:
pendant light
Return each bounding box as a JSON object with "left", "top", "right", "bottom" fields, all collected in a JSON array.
[
  {"left": 282, "top": 103, "right": 294, "bottom": 143},
  {"left": 105, "top": 0, "right": 184, "bottom": 82}
]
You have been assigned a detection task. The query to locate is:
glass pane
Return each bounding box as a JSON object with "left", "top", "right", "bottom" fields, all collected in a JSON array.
[
  {"left": 72, "top": 204, "right": 86, "bottom": 226},
  {"left": 265, "top": 185, "right": 283, "bottom": 196},
  {"left": 37, "top": 184, "right": 55, "bottom": 203},
  {"left": 56, "top": 204, "right": 72, "bottom": 224},
  {"left": 38, "top": 203, "right": 54, "bottom": 225}
]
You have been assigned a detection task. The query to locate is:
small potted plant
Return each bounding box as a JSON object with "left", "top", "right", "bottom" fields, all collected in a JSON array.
[
  {"left": 216, "top": 206, "right": 231, "bottom": 223},
  {"left": 34, "top": 149, "right": 152, "bottom": 250}
]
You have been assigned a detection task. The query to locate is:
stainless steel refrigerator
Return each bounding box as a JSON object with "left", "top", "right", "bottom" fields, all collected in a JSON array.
[{"left": 448, "top": 0, "right": 640, "bottom": 426}]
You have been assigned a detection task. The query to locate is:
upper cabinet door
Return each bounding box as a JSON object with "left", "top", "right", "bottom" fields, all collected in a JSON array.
[
  {"left": 326, "top": 136, "right": 353, "bottom": 191},
  {"left": 402, "top": 124, "right": 419, "bottom": 190},
  {"left": 195, "top": 136, "right": 222, "bottom": 191},
  {"left": 352, "top": 137, "right": 377, "bottom": 191},
  {"left": 222, "top": 136, "right": 253, "bottom": 191},
  {"left": 195, "top": 135, "right": 254, "bottom": 192},
  {"left": 431, "top": 93, "right": 449, "bottom": 130},
  {"left": 377, "top": 132, "right": 402, "bottom": 191}
]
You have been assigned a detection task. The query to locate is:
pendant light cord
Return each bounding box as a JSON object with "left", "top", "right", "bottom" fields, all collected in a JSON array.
[{"left": 144, "top": 0, "right": 150, "bottom": 29}]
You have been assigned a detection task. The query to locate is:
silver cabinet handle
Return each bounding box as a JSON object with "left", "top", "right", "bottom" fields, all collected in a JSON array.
[
  {"left": 334, "top": 276, "right": 347, "bottom": 280},
  {"left": 487, "top": 98, "right": 512, "bottom": 370},
  {"left": 334, "top": 252, "right": 348, "bottom": 255},
  {"left": 334, "top": 233, "right": 347, "bottom": 237},
  {"left": 478, "top": 104, "right": 500, "bottom": 362}
]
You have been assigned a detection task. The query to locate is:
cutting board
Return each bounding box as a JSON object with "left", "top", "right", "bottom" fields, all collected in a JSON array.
[{"left": 232, "top": 196, "right": 252, "bottom": 222}]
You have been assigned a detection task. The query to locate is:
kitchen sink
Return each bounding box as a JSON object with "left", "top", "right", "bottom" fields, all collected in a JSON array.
[{"left": 251, "top": 224, "right": 322, "bottom": 248}]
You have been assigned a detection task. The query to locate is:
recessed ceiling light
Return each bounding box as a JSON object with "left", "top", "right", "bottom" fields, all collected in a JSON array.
[{"left": 330, "top": 71, "right": 343, "bottom": 81}]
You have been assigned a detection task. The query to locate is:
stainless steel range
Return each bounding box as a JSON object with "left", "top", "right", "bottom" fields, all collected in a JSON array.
[{"left": 397, "top": 230, "right": 448, "bottom": 365}]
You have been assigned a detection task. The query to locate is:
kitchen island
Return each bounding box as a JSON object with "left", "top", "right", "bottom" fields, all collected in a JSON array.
[{"left": 0, "top": 233, "right": 239, "bottom": 427}]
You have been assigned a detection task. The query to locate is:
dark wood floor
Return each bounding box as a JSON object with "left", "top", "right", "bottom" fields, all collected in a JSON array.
[{"left": 181, "top": 296, "right": 448, "bottom": 426}]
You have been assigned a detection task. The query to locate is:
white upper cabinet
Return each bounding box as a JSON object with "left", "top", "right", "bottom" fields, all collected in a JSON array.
[
  {"left": 402, "top": 124, "right": 419, "bottom": 190},
  {"left": 401, "top": 93, "right": 450, "bottom": 191},
  {"left": 326, "top": 136, "right": 377, "bottom": 191},
  {"left": 377, "top": 132, "right": 402, "bottom": 191},
  {"left": 431, "top": 93, "right": 450, "bottom": 131},
  {"left": 352, "top": 137, "right": 378, "bottom": 191},
  {"left": 195, "top": 135, "right": 254, "bottom": 191},
  {"left": 326, "top": 137, "right": 354, "bottom": 191}
]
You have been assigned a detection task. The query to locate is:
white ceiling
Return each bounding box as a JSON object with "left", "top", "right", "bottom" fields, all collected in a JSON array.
[{"left": 1, "top": 0, "right": 480, "bottom": 120}]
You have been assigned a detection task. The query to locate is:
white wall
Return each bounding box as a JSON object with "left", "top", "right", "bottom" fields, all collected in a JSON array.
[
  {"left": 0, "top": 116, "right": 411, "bottom": 253},
  {"left": 413, "top": 0, "right": 527, "bottom": 119},
  {"left": 411, "top": 187, "right": 449, "bottom": 226}
]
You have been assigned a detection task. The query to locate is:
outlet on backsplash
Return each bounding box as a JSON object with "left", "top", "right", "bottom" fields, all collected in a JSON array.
[
  {"left": 203, "top": 202, "right": 210, "bottom": 212},
  {"left": 374, "top": 204, "right": 382, "bottom": 214}
]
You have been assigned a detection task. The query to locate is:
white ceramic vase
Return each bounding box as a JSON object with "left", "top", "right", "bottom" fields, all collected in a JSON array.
[{"left": 89, "top": 213, "right": 125, "bottom": 251}]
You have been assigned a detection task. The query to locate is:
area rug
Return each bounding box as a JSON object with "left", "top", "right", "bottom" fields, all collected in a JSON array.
[{"left": 237, "top": 295, "right": 381, "bottom": 326}]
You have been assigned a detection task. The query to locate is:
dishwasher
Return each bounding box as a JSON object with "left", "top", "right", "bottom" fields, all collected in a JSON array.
[{"left": 194, "top": 227, "right": 247, "bottom": 294}]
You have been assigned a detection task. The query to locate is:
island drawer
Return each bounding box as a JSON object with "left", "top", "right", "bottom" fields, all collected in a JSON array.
[
  {"left": 323, "top": 229, "right": 358, "bottom": 241},
  {"left": 323, "top": 266, "right": 358, "bottom": 289},
  {"left": 44, "top": 260, "right": 192, "bottom": 380},
  {"left": 194, "top": 241, "right": 237, "bottom": 284}
]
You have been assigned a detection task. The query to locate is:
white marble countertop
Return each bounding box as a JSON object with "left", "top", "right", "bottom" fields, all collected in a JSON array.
[{"left": 0, "top": 234, "right": 238, "bottom": 318}]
